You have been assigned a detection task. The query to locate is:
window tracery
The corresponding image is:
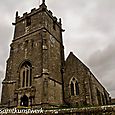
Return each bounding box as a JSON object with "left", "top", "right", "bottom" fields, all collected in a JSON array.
[
  {"left": 20, "top": 62, "right": 32, "bottom": 88},
  {"left": 70, "top": 77, "right": 79, "bottom": 96}
]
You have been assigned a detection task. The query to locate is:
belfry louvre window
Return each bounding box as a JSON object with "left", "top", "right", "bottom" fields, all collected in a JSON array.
[
  {"left": 20, "top": 62, "right": 32, "bottom": 87},
  {"left": 70, "top": 77, "right": 79, "bottom": 96},
  {"left": 26, "top": 17, "right": 31, "bottom": 27}
]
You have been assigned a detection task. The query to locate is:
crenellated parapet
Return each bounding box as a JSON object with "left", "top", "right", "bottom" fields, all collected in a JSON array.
[{"left": 12, "top": 2, "right": 63, "bottom": 41}]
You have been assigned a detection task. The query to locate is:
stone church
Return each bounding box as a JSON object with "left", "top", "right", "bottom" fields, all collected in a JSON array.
[{"left": 1, "top": 0, "right": 110, "bottom": 108}]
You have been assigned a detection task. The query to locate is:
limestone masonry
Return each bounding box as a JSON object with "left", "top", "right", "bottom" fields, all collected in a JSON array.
[{"left": 1, "top": 1, "right": 110, "bottom": 108}]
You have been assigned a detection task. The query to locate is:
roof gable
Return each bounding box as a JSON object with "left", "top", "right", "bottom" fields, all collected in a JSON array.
[{"left": 65, "top": 52, "right": 89, "bottom": 71}]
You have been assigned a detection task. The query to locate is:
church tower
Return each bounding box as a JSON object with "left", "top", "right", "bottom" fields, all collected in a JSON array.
[{"left": 1, "top": 0, "right": 64, "bottom": 108}]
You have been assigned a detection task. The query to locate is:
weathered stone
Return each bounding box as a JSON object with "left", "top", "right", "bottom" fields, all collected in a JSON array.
[{"left": 1, "top": 0, "right": 110, "bottom": 109}]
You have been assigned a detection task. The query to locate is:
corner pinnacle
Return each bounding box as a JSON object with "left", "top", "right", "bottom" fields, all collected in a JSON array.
[{"left": 42, "top": 0, "right": 45, "bottom": 4}]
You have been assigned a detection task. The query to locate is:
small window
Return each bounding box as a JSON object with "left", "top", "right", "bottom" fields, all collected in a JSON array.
[
  {"left": 53, "top": 21, "right": 56, "bottom": 30},
  {"left": 26, "top": 17, "right": 31, "bottom": 27},
  {"left": 31, "top": 40, "right": 34, "bottom": 48},
  {"left": 25, "top": 40, "right": 28, "bottom": 48}
]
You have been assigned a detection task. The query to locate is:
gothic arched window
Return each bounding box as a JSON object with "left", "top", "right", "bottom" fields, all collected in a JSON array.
[
  {"left": 20, "top": 62, "right": 32, "bottom": 88},
  {"left": 70, "top": 77, "right": 79, "bottom": 96}
]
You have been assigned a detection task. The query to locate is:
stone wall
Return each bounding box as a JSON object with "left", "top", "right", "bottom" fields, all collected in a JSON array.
[
  {"left": 1, "top": 2, "right": 64, "bottom": 108},
  {"left": 0, "top": 105, "right": 115, "bottom": 115},
  {"left": 63, "top": 52, "right": 110, "bottom": 106}
]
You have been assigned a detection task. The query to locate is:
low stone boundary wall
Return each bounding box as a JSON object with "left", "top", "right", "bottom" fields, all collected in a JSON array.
[
  {"left": 43, "top": 105, "right": 115, "bottom": 114},
  {"left": 0, "top": 105, "right": 115, "bottom": 114}
]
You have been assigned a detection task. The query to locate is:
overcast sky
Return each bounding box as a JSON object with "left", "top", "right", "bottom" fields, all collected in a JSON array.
[{"left": 0, "top": 0, "right": 115, "bottom": 100}]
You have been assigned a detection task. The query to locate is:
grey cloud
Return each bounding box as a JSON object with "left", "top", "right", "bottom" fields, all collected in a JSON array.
[
  {"left": 87, "top": 43, "right": 115, "bottom": 97},
  {"left": 88, "top": 43, "right": 115, "bottom": 70},
  {"left": 111, "top": 91, "right": 115, "bottom": 98},
  {"left": 0, "top": 71, "right": 4, "bottom": 83},
  {"left": 0, "top": 24, "right": 12, "bottom": 70}
]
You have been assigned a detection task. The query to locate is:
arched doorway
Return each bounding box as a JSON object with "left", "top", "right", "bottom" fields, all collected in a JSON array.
[{"left": 20, "top": 95, "right": 29, "bottom": 107}]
